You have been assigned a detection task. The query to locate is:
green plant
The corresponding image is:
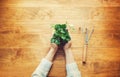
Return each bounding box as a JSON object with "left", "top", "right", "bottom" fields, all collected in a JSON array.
[{"left": 51, "top": 24, "right": 71, "bottom": 45}]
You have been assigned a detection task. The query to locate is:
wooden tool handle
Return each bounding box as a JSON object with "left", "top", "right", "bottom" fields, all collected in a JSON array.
[{"left": 82, "top": 44, "right": 88, "bottom": 64}]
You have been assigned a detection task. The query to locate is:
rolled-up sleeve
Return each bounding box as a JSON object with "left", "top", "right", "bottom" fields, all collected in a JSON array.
[
  {"left": 66, "top": 62, "right": 81, "bottom": 77},
  {"left": 32, "top": 58, "right": 52, "bottom": 77}
]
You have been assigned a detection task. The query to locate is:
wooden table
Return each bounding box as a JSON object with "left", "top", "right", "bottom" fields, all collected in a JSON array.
[{"left": 0, "top": 0, "right": 120, "bottom": 77}]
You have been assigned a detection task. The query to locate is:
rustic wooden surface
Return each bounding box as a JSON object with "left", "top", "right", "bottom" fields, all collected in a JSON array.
[{"left": 0, "top": 0, "right": 120, "bottom": 77}]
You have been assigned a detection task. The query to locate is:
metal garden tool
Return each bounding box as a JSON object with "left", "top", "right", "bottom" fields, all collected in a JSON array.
[{"left": 82, "top": 27, "right": 94, "bottom": 64}]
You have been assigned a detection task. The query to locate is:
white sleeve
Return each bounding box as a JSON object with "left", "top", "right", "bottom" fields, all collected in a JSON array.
[
  {"left": 32, "top": 58, "right": 52, "bottom": 77},
  {"left": 66, "top": 62, "right": 82, "bottom": 77}
]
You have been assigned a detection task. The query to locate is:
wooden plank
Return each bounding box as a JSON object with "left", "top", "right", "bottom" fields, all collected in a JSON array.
[
  {"left": 0, "top": 47, "right": 120, "bottom": 66},
  {"left": 0, "top": 7, "right": 120, "bottom": 21},
  {"left": 0, "top": 0, "right": 120, "bottom": 7},
  {"left": 0, "top": 33, "right": 120, "bottom": 48},
  {"left": 0, "top": 21, "right": 120, "bottom": 34}
]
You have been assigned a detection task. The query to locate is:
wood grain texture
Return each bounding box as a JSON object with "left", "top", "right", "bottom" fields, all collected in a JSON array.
[{"left": 0, "top": 0, "right": 120, "bottom": 77}]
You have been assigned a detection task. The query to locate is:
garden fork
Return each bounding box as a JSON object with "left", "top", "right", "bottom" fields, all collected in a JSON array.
[{"left": 82, "top": 27, "right": 94, "bottom": 64}]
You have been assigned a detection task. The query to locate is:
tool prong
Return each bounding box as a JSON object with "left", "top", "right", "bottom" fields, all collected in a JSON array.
[{"left": 88, "top": 28, "right": 94, "bottom": 42}]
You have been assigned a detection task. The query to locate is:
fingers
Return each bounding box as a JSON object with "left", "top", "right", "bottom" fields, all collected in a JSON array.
[
  {"left": 51, "top": 43, "right": 58, "bottom": 47},
  {"left": 64, "top": 41, "right": 72, "bottom": 51},
  {"left": 67, "top": 41, "right": 72, "bottom": 45},
  {"left": 50, "top": 30, "right": 55, "bottom": 39},
  {"left": 51, "top": 43, "right": 58, "bottom": 50}
]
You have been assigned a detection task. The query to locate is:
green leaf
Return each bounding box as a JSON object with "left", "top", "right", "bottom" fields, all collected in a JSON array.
[
  {"left": 61, "top": 24, "right": 66, "bottom": 28},
  {"left": 61, "top": 34, "right": 66, "bottom": 40},
  {"left": 60, "top": 29, "right": 65, "bottom": 33},
  {"left": 51, "top": 38, "right": 55, "bottom": 43}
]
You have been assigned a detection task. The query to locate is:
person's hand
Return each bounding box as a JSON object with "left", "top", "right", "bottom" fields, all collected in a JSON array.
[
  {"left": 50, "top": 32, "right": 58, "bottom": 52},
  {"left": 63, "top": 41, "right": 75, "bottom": 64},
  {"left": 63, "top": 41, "right": 72, "bottom": 51},
  {"left": 51, "top": 43, "right": 58, "bottom": 51},
  {"left": 45, "top": 43, "right": 58, "bottom": 62}
]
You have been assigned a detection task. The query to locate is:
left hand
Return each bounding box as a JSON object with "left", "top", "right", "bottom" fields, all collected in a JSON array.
[{"left": 51, "top": 43, "right": 58, "bottom": 51}]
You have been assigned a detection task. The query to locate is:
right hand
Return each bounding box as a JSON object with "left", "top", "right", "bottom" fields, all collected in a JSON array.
[{"left": 63, "top": 41, "right": 72, "bottom": 51}]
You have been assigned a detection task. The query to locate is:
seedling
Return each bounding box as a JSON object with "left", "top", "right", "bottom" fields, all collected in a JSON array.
[{"left": 51, "top": 24, "right": 71, "bottom": 45}]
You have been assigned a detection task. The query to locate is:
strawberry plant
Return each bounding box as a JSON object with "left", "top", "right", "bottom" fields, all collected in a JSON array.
[{"left": 51, "top": 24, "right": 71, "bottom": 45}]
